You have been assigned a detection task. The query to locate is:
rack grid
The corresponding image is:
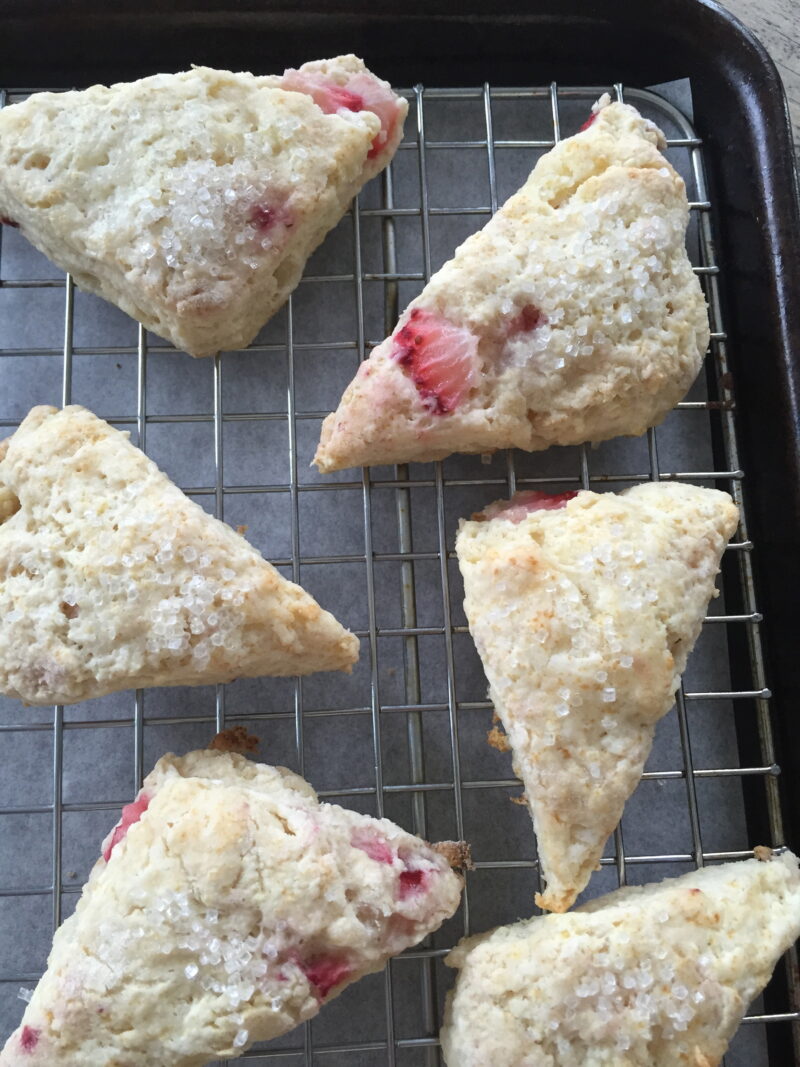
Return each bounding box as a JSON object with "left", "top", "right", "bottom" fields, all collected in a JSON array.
[{"left": 0, "top": 80, "right": 797, "bottom": 1065}]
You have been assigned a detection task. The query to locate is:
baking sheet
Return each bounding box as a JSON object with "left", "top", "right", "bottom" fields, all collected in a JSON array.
[{"left": 0, "top": 77, "right": 780, "bottom": 1065}]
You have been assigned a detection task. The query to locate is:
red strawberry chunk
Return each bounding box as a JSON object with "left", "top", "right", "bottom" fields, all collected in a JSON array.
[
  {"left": 103, "top": 792, "right": 151, "bottom": 862},
  {"left": 299, "top": 954, "right": 353, "bottom": 999},
  {"left": 280, "top": 69, "right": 401, "bottom": 161},
  {"left": 391, "top": 308, "right": 479, "bottom": 415},
  {"left": 19, "top": 1026, "right": 39, "bottom": 1052},
  {"left": 580, "top": 111, "right": 598, "bottom": 131},
  {"left": 398, "top": 868, "right": 427, "bottom": 899},
  {"left": 481, "top": 491, "right": 579, "bottom": 524},
  {"left": 351, "top": 827, "right": 395, "bottom": 865},
  {"left": 508, "top": 304, "right": 545, "bottom": 336}
]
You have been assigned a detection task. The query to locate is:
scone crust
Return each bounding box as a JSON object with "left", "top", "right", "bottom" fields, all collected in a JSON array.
[
  {"left": 1, "top": 750, "right": 462, "bottom": 1066},
  {"left": 0, "top": 59, "right": 407, "bottom": 357},
  {"left": 441, "top": 852, "right": 800, "bottom": 1067},
  {"left": 0, "top": 405, "right": 359, "bottom": 704},
  {"left": 455, "top": 483, "right": 739, "bottom": 911},
  {"left": 315, "top": 99, "right": 708, "bottom": 470}
]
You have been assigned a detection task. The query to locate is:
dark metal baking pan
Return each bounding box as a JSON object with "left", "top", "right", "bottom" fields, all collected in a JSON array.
[{"left": 0, "top": 1, "right": 798, "bottom": 1063}]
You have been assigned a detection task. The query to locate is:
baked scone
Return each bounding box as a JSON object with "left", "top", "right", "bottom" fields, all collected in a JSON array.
[
  {"left": 0, "top": 405, "right": 358, "bottom": 705},
  {"left": 0, "top": 748, "right": 463, "bottom": 1066},
  {"left": 441, "top": 849, "right": 800, "bottom": 1067},
  {"left": 0, "top": 58, "right": 407, "bottom": 357},
  {"left": 455, "top": 483, "right": 739, "bottom": 911},
  {"left": 315, "top": 96, "right": 708, "bottom": 471}
]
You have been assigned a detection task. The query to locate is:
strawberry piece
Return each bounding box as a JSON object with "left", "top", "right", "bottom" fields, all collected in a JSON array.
[
  {"left": 398, "top": 868, "right": 426, "bottom": 899},
  {"left": 299, "top": 954, "right": 353, "bottom": 999},
  {"left": 391, "top": 308, "right": 479, "bottom": 415},
  {"left": 316, "top": 84, "right": 364, "bottom": 112},
  {"left": 344, "top": 72, "right": 402, "bottom": 159},
  {"left": 508, "top": 304, "right": 545, "bottom": 336},
  {"left": 480, "top": 491, "right": 579, "bottom": 524},
  {"left": 19, "top": 1026, "right": 39, "bottom": 1052},
  {"left": 281, "top": 71, "right": 364, "bottom": 115},
  {"left": 103, "top": 792, "right": 151, "bottom": 862},
  {"left": 580, "top": 111, "right": 598, "bottom": 131},
  {"left": 351, "top": 827, "right": 395, "bottom": 865},
  {"left": 281, "top": 69, "right": 400, "bottom": 161},
  {"left": 249, "top": 200, "right": 293, "bottom": 234},
  {"left": 0, "top": 216, "right": 19, "bottom": 228}
]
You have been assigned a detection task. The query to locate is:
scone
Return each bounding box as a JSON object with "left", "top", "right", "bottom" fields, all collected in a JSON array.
[
  {"left": 0, "top": 58, "right": 407, "bottom": 357},
  {"left": 441, "top": 850, "right": 800, "bottom": 1066},
  {"left": 455, "top": 483, "right": 739, "bottom": 911},
  {"left": 315, "top": 96, "right": 708, "bottom": 471},
  {"left": 0, "top": 748, "right": 463, "bottom": 1066},
  {"left": 0, "top": 405, "right": 358, "bottom": 705}
]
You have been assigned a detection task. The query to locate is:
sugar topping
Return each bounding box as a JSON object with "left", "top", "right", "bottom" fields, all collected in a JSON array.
[
  {"left": 418, "top": 170, "right": 681, "bottom": 397},
  {"left": 514, "top": 914, "right": 721, "bottom": 1054},
  {"left": 442, "top": 852, "right": 800, "bottom": 1067},
  {"left": 34, "top": 477, "right": 260, "bottom": 673},
  {"left": 108, "top": 157, "right": 298, "bottom": 276}
]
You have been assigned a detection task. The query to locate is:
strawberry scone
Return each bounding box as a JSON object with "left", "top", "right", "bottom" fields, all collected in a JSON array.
[
  {"left": 441, "top": 850, "right": 800, "bottom": 1066},
  {"left": 0, "top": 748, "right": 463, "bottom": 1066},
  {"left": 0, "top": 58, "right": 407, "bottom": 357},
  {"left": 0, "top": 406, "right": 358, "bottom": 705},
  {"left": 455, "top": 483, "right": 739, "bottom": 911},
  {"left": 315, "top": 96, "right": 708, "bottom": 471}
]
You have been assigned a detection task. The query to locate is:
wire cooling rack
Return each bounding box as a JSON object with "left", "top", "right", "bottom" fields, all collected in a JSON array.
[{"left": 0, "top": 80, "right": 798, "bottom": 1066}]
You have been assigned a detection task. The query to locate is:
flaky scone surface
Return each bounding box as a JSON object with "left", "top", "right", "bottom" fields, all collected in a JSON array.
[
  {"left": 1, "top": 750, "right": 462, "bottom": 1066},
  {"left": 0, "top": 59, "right": 407, "bottom": 356},
  {"left": 441, "top": 852, "right": 800, "bottom": 1066},
  {"left": 456, "top": 483, "right": 738, "bottom": 911},
  {"left": 316, "top": 99, "right": 708, "bottom": 470},
  {"left": 0, "top": 406, "right": 358, "bottom": 704}
]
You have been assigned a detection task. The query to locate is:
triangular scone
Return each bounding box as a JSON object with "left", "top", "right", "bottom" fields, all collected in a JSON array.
[
  {"left": 455, "top": 483, "right": 739, "bottom": 912},
  {"left": 315, "top": 97, "right": 708, "bottom": 471},
  {"left": 0, "top": 58, "right": 407, "bottom": 357},
  {"left": 441, "top": 850, "right": 800, "bottom": 1066},
  {"left": 0, "top": 749, "right": 463, "bottom": 1066},
  {"left": 0, "top": 406, "right": 358, "bottom": 705}
]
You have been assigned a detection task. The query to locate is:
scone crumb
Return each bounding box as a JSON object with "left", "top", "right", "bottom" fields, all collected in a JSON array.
[
  {"left": 754, "top": 845, "right": 774, "bottom": 863},
  {"left": 236, "top": 524, "right": 249, "bottom": 536},
  {"left": 510, "top": 793, "right": 528, "bottom": 806},
  {"left": 208, "top": 726, "right": 260, "bottom": 754},
  {"left": 487, "top": 724, "right": 511, "bottom": 752},
  {"left": 434, "top": 840, "right": 474, "bottom": 871}
]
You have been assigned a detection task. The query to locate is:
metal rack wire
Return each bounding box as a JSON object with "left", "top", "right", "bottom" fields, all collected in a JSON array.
[{"left": 0, "top": 80, "right": 797, "bottom": 1065}]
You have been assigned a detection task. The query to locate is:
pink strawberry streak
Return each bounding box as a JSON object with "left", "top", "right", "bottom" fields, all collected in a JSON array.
[
  {"left": 0, "top": 216, "right": 19, "bottom": 228},
  {"left": 279, "top": 847, "right": 435, "bottom": 999},
  {"left": 351, "top": 828, "right": 395, "bottom": 865},
  {"left": 350, "top": 830, "right": 434, "bottom": 901},
  {"left": 103, "top": 793, "right": 151, "bottom": 862},
  {"left": 298, "top": 954, "right": 353, "bottom": 1000},
  {"left": 280, "top": 69, "right": 400, "bottom": 161},
  {"left": 19, "top": 1026, "right": 39, "bottom": 1052},
  {"left": 480, "top": 491, "right": 579, "bottom": 524},
  {"left": 278, "top": 949, "right": 352, "bottom": 999},
  {"left": 508, "top": 304, "right": 545, "bottom": 336},
  {"left": 249, "top": 200, "right": 293, "bottom": 234},
  {"left": 580, "top": 111, "right": 598, "bottom": 131}
]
